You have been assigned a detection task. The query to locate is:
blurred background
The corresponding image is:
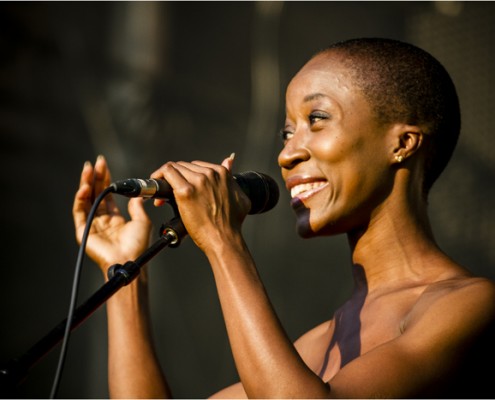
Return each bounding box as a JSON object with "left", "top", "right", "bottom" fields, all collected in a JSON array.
[{"left": 0, "top": 1, "right": 494, "bottom": 398}]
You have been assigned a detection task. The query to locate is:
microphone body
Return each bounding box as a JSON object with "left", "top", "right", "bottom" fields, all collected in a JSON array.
[{"left": 111, "top": 171, "right": 279, "bottom": 214}]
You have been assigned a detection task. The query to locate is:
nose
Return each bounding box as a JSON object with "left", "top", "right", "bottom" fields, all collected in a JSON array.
[{"left": 277, "top": 131, "right": 310, "bottom": 170}]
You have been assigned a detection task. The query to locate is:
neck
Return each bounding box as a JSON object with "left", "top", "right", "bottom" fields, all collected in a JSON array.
[{"left": 346, "top": 185, "right": 451, "bottom": 294}]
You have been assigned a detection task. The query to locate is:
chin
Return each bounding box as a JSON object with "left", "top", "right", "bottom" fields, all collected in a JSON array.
[
  {"left": 294, "top": 210, "right": 352, "bottom": 239},
  {"left": 291, "top": 197, "right": 354, "bottom": 238},
  {"left": 294, "top": 209, "right": 335, "bottom": 238},
  {"left": 292, "top": 198, "right": 315, "bottom": 238},
  {"left": 296, "top": 221, "right": 346, "bottom": 238},
  {"left": 296, "top": 223, "right": 317, "bottom": 238}
]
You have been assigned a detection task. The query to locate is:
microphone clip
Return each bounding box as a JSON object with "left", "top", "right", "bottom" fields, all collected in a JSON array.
[{"left": 159, "top": 199, "right": 188, "bottom": 248}]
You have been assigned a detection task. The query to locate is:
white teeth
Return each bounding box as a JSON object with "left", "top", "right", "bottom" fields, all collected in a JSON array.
[{"left": 290, "top": 182, "right": 327, "bottom": 198}]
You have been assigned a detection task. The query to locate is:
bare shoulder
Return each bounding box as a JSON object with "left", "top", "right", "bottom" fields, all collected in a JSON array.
[
  {"left": 405, "top": 274, "right": 495, "bottom": 338},
  {"left": 292, "top": 319, "right": 334, "bottom": 371},
  {"left": 418, "top": 275, "right": 495, "bottom": 310},
  {"left": 396, "top": 275, "right": 495, "bottom": 397},
  {"left": 294, "top": 319, "right": 333, "bottom": 352}
]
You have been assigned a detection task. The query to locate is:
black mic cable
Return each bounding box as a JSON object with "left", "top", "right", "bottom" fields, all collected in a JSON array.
[{"left": 50, "top": 186, "right": 115, "bottom": 399}]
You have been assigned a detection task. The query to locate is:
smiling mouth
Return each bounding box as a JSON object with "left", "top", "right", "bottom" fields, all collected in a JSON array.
[{"left": 290, "top": 181, "right": 328, "bottom": 199}]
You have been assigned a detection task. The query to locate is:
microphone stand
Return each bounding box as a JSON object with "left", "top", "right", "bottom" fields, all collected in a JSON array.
[{"left": 0, "top": 215, "right": 187, "bottom": 397}]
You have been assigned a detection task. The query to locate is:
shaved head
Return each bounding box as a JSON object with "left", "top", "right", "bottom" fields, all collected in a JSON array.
[{"left": 315, "top": 38, "right": 460, "bottom": 196}]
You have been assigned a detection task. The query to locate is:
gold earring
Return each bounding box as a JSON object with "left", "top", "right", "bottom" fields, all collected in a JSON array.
[{"left": 395, "top": 155, "right": 404, "bottom": 163}]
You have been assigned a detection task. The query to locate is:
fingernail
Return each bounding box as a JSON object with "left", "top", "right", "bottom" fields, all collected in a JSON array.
[
  {"left": 84, "top": 161, "right": 91, "bottom": 168},
  {"left": 97, "top": 154, "right": 105, "bottom": 162},
  {"left": 229, "top": 152, "right": 236, "bottom": 161}
]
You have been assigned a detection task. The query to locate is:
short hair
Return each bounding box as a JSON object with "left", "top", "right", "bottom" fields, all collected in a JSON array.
[{"left": 319, "top": 38, "right": 461, "bottom": 196}]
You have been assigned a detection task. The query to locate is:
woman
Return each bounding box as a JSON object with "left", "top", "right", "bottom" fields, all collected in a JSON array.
[{"left": 73, "top": 38, "right": 495, "bottom": 398}]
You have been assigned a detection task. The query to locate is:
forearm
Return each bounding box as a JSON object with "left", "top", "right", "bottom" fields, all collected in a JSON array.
[
  {"left": 206, "top": 237, "right": 330, "bottom": 398},
  {"left": 105, "top": 269, "right": 171, "bottom": 399}
]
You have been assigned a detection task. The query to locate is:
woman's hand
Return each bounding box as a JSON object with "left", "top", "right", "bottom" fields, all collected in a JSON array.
[
  {"left": 150, "top": 156, "right": 251, "bottom": 254},
  {"left": 72, "top": 155, "right": 152, "bottom": 275}
]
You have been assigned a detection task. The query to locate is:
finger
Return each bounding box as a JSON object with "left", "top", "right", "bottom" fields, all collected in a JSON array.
[
  {"left": 73, "top": 162, "right": 94, "bottom": 241},
  {"left": 190, "top": 157, "right": 249, "bottom": 216},
  {"left": 187, "top": 160, "right": 224, "bottom": 171},
  {"left": 187, "top": 159, "right": 234, "bottom": 189},
  {"left": 90, "top": 158, "right": 119, "bottom": 215},
  {"left": 128, "top": 197, "right": 151, "bottom": 224},
  {"left": 174, "top": 161, "right": 226, "bottom": 188},
  {"left": 188, "top": 156, "right": 234, "bottom": 178},
  {"left": 181, "top": 160, "right": 235, "bottom": 182},
  {"left": 74, "top": 161, "right": 93, "bottom": 216},
  {"left": 221, "top": 152, "right": 236, "bottom": 171},
  {"left": 73, "top": 186, "right": 91, "bottom": 240},
  {"left": 150, "top": 162, "right": 189, "bottom": 206},
  {"left": 153, "top": 199, "right": 167, "bottom": 207},
  {"left": 79, "top": 160, "right": 94, "bottom": 188},
  {"left": 102, "top": 156, "right": 112, "bottom": 187},
  {"left": 92, "top": 155, "right": 116, "bottom": 215},
  {"left": 151, "top": 160, "right": 216, "bottom": 181},
  {"left": 177, "top": 161, "right": 219, "bottom": 176},
  {"left": 151, "top": 161, "right": 192, "bottom": 182},
  {"left": 104, "top": 191, "right": 121, "bottom": 216},
  {"left": 93, "top": 154, "right": 111, "bottom": 198},
  {"left": 73, "top": 183, "right": 92, "bottom": 224},
  {"left": 170, "top": 161, "right": 235, "bottom": 202}
]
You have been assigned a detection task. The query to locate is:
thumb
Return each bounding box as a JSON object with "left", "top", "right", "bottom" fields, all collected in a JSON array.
[
  {"left": 128, "top": 197, "right": 151, "bottom": 223},
  {"left": 221, "top": 152, "right": 236, "bottom": 171}
]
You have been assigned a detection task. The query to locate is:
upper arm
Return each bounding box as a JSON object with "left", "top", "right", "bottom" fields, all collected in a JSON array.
[
  {"left": 209, "top": 321, "right": 332, "bottom": 399},
  {"left": 209, "top": 382, "right": 246, "bottom": 399},
  {"left": 327, "top": 278, "right": 495, "bottom": 398}
]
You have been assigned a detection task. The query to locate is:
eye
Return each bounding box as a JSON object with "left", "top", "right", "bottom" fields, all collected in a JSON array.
[
  {"left": 279, "top": 128, "right": 294, "bottom": 143},
  {"left": 309, "top": 111, "right": 329, "bottom": 125}
]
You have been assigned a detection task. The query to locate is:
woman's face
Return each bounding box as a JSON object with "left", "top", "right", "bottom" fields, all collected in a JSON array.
[{"left": 278, "top": 53, "right": 395, "bottom": 238}]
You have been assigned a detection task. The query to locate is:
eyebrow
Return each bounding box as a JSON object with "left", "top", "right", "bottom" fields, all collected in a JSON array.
[{"left": 303, "top": 93, "right": 329, "bottom": 103}]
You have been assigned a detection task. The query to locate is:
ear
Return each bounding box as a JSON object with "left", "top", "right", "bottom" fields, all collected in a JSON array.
[{"left": 388, "top": 124, "right": 424, "bottom": 165}]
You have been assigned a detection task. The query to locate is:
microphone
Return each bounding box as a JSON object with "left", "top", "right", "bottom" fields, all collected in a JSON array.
[{"left": 110, "top": 171, "right": 279, "bottom": 215}]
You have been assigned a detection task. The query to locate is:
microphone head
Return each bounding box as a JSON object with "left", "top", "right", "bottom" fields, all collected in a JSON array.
[{"left": 234, "top": 171, "right": 280, "bottom": 214}]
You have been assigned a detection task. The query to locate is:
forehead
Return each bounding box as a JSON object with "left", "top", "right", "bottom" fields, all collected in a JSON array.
[
  {"left": 286, "top": 53, "right": 366, "bottom": 111},
  {"left": 290, "top": 53, "right": 357, "bottom": 96}
]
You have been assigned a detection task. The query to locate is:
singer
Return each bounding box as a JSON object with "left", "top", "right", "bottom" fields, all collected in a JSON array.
[{"left": 73, "top": 38, "right": 495, "bottom": 398}]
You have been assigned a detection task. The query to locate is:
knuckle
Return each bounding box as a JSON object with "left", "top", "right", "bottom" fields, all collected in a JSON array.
[
  {"left": 175, "top": 184, "right": 194, "bottom": 199},
  {"left": 163, "top": 162, "right": 176, "bottom": 172},
  {"left": 204, "top": 168, "right": 217, "bottom": 180},
  {"left": 196, "top": 173, "right": 208, "bottom": 186}
]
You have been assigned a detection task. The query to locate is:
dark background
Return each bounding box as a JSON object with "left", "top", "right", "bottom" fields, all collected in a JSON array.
[{"left": 1, "top": 2, "right": 494, "bottom": 398}]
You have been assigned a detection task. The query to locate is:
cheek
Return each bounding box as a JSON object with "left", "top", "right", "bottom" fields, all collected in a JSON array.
[
  {"left": 338, "top": 151, "right": 390, "bottom": 207},
  {"left": 307, "top": 143, "right": 391, "bottom": 234},
  {"left": 333, "top": 156, "right": 393, "bottom": 226},
  {"left": 311, "top": 133, "right": 348, "bottom": 166},
  {"left": 312, "top": 132, "right": 371, "bottom": 190}
]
